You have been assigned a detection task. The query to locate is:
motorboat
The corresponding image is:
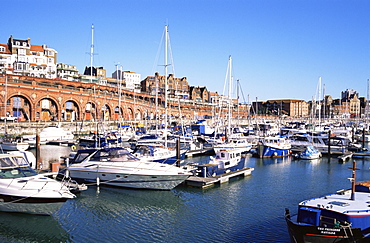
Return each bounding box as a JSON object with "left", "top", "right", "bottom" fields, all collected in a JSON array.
[
  {"left": 285, "top": 161, "right": 370, "bottom": 242},
  {"left": 22, "top": 126, "right": 74, "bottom": 147},
  {"left": 132, "top": 144, "right": 187, "bottom": 164},
  {"left": 64, "top": 147, "right": 192, "bottom": 190},
  {"left": 213, "top": 139, "right": 253, "bottom": 154},
  {"left": 78, "top": 131, "right": 123, "bottom": 148},
  {"left": 195, "top": 148, "right": 253, "bottom": 177},
  {"left": 254, "top": 136, "right": 291, "bottom": 158},
  {"left": 0, "top": 154, "right": 76, "bottom": 215},
  {"left": 295, "top": 145, "right": 322, "bottom": 160},
  {"left": 289, "top": 133, "right": 353, "bottom": 153},
  {"left": 0, "top": 137, "right": 29, "bottom": 151}
]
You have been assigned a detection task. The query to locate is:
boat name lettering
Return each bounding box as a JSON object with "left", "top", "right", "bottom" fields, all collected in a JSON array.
[{"left": 317, "top": 227, "right": 340, "bottom": 235}]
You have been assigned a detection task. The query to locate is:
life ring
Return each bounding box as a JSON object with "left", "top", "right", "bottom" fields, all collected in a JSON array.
[{"left": 71, "top": 145, "right": 77, "bottom": 151}]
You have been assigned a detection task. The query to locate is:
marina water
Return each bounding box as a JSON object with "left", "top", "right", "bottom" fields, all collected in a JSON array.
[{"left": 1, "top": 145, "right": 370, "bottom": 242}]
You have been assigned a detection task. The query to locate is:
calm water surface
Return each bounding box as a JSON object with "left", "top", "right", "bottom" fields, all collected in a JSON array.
[{"left": 1, "top": 145, "right": 370, "bottom": 242}]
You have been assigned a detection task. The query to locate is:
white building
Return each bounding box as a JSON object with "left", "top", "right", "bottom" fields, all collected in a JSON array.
[
  {"left": 112, "top": 70, "right": 141, "bottom": 92},
  {"left": 0, "top": 36, "right": 57, "bottom": 78},
  {"left": 57, "top": 63, "right": 79, "bottom": 81}
]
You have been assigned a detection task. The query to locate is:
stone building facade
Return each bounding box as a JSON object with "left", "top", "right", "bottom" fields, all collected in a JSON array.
[{"left": 141, "top": 72, "right": 189, "bottom": 99}]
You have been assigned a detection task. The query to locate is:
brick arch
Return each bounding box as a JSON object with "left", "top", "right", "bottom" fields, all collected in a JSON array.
[
  {"left": 82, "top": 101, "right": 97, "bottom": 121},
  {"left": 101, "top": 103, "right": 113, "bottom": 121},
  {"left": 63, "top": 99, "right": 81, "bottom": 121},
  {"left": 113, "top": 105, "right": 124, "bottom": 120},
  {"left": 6, "top": 92, "right": 34, "bottom": 121},
  {"left": 134, "top": 108, "right": 142, "bottom": 120},
  {"left": 35, "top": 96, "right": 61, "bottom": 121},
  {"left": 126, "top": 108, "right": 134, "bottom": 120}
]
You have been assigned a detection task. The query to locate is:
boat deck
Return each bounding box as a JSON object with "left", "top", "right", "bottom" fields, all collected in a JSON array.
[{"left": 300, "top": 189, "right": 370, "bottom": 215}]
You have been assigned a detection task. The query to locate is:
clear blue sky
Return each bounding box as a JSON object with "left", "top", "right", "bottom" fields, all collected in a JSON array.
[{"left": 2, "top": 0, "right": 369, "bottom": 102}]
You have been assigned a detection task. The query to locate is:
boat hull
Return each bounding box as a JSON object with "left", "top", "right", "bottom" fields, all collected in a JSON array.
[
  {"left": 285, "top": 213, "right": 366, "bottom": 243},
  {"left": 256, "top": 144, "right": 291, "bottom": 158},
  {"left": 0, "top": 142, "right": 29, "bottom": 151},
  {"left": 67, "top": 169, "right": 189, "bottom": 190},
  {"left": 0, "top": 194, "right": 68, "bottom": 215}
]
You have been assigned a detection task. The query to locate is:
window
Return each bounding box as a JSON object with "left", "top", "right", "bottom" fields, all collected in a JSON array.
[
  {"left": 18, "top": 49, "right": 26, "bottom": 55},
  {"left": 17, "top": 63, "right": 24, "bottom": 70},
  {"left": 0, "top": 47, "right": 4, "bottom": 52}
]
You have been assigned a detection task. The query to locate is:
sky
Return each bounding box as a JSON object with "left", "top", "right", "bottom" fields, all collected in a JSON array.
[{"left": 2, "top": 0, "right": 370, "bottom": 102}]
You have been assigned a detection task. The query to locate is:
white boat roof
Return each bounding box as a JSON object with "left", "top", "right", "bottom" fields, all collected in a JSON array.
[{"left": 299, "top": 182, "right": 370, "bottom": 216}]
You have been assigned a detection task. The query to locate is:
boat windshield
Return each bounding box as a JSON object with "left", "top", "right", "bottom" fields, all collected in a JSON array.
[
  {"left": 0, "top": 156, "right": 37, "bottom": 178},
  {"left": 91, "top": 148, "right": 139, "bottom": 162}
]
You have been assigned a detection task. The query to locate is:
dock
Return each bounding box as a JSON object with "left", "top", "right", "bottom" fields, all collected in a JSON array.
[{"left": 183, "top": 167, "right": 254, "bottom": 188}]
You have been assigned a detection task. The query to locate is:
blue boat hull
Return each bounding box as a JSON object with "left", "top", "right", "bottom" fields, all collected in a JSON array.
[
  {"left": 255, "top": 145, "right": 291, "bottom": 158},
  {"left": 285, "top": 212, "right": 366, "bottom": 242}
]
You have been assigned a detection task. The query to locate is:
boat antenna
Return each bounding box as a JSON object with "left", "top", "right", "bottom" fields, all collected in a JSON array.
[{"left": 348, "top": 161, "right": 360, "bottom": 200}]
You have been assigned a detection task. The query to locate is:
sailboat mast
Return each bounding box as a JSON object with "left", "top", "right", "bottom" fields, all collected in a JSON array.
[
  {"left": 318, "top": 77, "right": 321, "bottom": 128},
  {"left": 237, "top": 79, "right": 240, "bottom": 124},
  {"left": 164, "top": 25, "right": 169, "bottom": 147},
  {"left": 90, "top": 24, "right": 94, "bottom": 83},
  {"left": 228, "top": 55, "right": 232, "bottom": 135},
  {"left": 155, "top": 75, "right": 158, "bottom": 133}
]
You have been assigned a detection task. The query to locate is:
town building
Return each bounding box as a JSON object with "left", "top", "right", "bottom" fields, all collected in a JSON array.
[
  {"left": 141, "top": 72, "right": 189, "bottom": 99},
  {"left": 264, "top": 99, "right": 309, "bottom": 117},
  {"left": 82, "top": 66, "right": 107, "bottom": 85},
  {"left": 189, "top": 86, "right": 210, "bottom": 103},
  {"left": 56, "top": 63, "right": 79, "bottom": 81},
  {"left": 0, "top": 36, "right": 57, "bottom": 79},
  {"left": 112, "top": 70, "right": 141, "bottom": 92}
]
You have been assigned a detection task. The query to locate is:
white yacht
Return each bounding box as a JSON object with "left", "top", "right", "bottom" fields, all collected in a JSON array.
[
  {"left": 65, "top": 147, "right": 192, "bottom": 190},
  {"left": 0, "top": 154, "right": 76, "bottom": 215}
]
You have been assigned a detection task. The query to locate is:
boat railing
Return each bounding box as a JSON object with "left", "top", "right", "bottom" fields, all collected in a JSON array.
[{"left": 343, "top": 209, "right": 370, "bottom": 214}]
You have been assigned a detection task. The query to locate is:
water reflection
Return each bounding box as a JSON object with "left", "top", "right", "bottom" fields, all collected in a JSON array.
[
  {"left": 0, "top": 212, "right": 69, "bottom": 242},
  {"left": 54, "top": 187, "right": 185, "bottom": 242}
]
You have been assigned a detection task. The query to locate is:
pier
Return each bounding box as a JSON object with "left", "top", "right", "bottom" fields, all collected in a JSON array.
[{"left": 183, "top": 167, "right": 254, "bottom": 188}]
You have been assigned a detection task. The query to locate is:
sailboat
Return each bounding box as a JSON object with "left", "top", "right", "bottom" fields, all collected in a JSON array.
[
  {"left": 212, "top": 56, "right": 252, "bottom": 154},
  {"left": 132, "top": 25, "right": 188, "bottom": 163}
]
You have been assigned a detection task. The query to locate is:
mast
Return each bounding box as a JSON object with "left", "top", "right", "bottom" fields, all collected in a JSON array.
[
  {"left": 228, "top": 55, "right": 232, "bottom": 136},
  {"left": 116, "top": 64, "right": 122, "bottom": 127},
  {"left": 323, "top": 83, "right": 326, "bottom": 119},
  {"left": 349, "top": 161, "right": 360, "bottom": 200},
  {"left": 164, "top": 25, "right": 169, "bottom": 147},
  {"left": 155, "top": 74, "right": 158, "bottom": 134},
  {"left": 237, "top": 79, "right": 240, "bottom": 125},
  {"left": 318, "top": 76, "right": 321, "bottom": 128},
  {"left": 90, "top": 24, "right": 94, "bottom": 83}
]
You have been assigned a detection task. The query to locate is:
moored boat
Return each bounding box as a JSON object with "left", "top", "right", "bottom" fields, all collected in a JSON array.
[
  {"left": 0, "top": 154, "right": 76, "bottom": 215},
  {"left": 64, "top": 147, "right": 192, "bottom": 190},
  {"left": 295, "top": 145, "right": 322, "bottom": 160},
  {"left": 285, "top": 161, "right": 370, "bottom": 242},
  {"left": 0, "top": 137, "right": 29, "bottom": 151},
  {"left": 132, "top": 144, "right": 187, "bottom": 164},
  {"left": 194, "top": 148, "right": 251, "bottom": 177},
  {"left": 254, "top": 136, "right": 291, "bottom": 158}
]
